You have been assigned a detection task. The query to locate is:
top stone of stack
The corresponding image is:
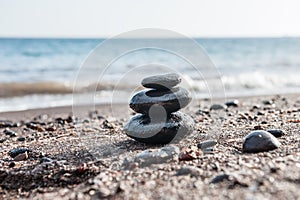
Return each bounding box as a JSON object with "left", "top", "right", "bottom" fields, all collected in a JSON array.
[{"left": 141, "top": 73, "right": 181, "bottom": 90}]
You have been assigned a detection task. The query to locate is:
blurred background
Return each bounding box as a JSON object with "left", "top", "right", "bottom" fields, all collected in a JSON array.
[{"left": 1, "top": 0, "right": 300, "bottom": 112}]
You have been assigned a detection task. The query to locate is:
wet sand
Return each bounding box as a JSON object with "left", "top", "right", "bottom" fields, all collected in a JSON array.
[{"left": 0, "top": 94, "right": 299, "bottom": 199}]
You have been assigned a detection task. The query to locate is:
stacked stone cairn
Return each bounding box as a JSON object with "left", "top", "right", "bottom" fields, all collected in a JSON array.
[{"left": 124, "top": 73, "right": 194, "bottom": 144}]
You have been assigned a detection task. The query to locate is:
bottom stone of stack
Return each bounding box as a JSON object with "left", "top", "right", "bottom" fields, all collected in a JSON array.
[{"left": 124, "top": 111, "right": 194, "bottom": 144}]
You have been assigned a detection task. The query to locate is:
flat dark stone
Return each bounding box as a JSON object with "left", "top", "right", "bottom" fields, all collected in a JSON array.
[
  {"left": 225, "top": 100, "right": 239, "bottom": 107},
  {"left": 266, "top": 129, "right": 285, "bottom": 138},
  {"left": 3, "top": 129, "right": 18, "bottom": 137},
  {"left": 243, "top": 130, "right": 280, "bottom": 153},
  {"left": 141, "top": 73, "right": 181, "bottom": 89},
  {"left": 130, "top": 87, "right": 191, "bottom": 114},
  {"left": 124, "top": 111, "right": 194, "bottom": 144},
  {"left": 8, "top": 147, "right": 32, "bottom": 158},
  {"left": 210, "top": 173, "right": 230, "bottom": 184},
  {"left": 17, "top": 137, "right": 26, "bottom": 142}
]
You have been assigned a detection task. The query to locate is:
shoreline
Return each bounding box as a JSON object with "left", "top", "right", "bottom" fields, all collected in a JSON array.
[{"left": 1, "top": 92, "right": 300, "bottom": 121}]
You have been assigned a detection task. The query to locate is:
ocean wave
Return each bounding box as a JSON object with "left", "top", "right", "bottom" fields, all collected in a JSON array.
[
  {"left": 0, "top": 81, "right": 140, "bottom": 98},
  {"left": 1, "top": 71, "right": 300, "bottom": 98},
  {"left": 0, "top": 82, "right": 73, "bottom": 98}
]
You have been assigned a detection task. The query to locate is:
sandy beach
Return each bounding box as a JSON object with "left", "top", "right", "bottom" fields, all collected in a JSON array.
[{"left": 0, "top": 94, "right": 299, "bottom": 199}]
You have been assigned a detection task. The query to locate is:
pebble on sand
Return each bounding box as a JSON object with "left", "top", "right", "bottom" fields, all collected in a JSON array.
[
  {"left": 197, "top": 140, "right": 217, "bottom": 150},
  {"left": 210, "top": 104, "right": 227, "bottom": 110},
  {"left": 13, "top": 151, "right": 28, "bottom": 161},
  {"left": 8, "top": 147, "right": 31, "bottom": 158},
  {"left": 225, "top": 100, "right": 239, "bottom": 107},
  {"left": 266, "top": 129, "right": 285, "bottom": 138},
  {"left": 134, "top": 146, "right": 179, "bottom": 167},
  {"left": 243, "top": 130, "right": 281, "bottom": 153}
]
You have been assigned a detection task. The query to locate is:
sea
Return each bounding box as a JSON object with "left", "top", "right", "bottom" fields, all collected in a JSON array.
[{"left": 0, "top": 37, "right": 300, "bottom": 112}]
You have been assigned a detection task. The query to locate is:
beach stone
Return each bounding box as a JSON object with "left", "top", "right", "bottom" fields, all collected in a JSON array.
[
  {"left": 3, "top": 129, "right": 18, "bottom": 137},
  {"left": 225, "top": 99, "right": 239, "bottom": 107},
  {"left": 8, "top": 147, "right": 31, "bottom": 158},
  {"left": 17, "top": 137, "right": 26, "bottom": 142},
  {"left": 210, "top": 173, "right": 230, "bottom": 184},
  {"left": 176, "top": 166, "right": 201, "bottom": 177},
  {"left": 134, "top": 145, "right": 179, "bottom": 167},
  {"left": 266, "top": 129, "right": 285, "bottom": 138},
  {"left": 124, "top": 111, "right": 194, "bottom": 144},
  {"left": 14, "top": 152, "right": 28, "bottom": 161},
  {"left": 130, "top": 87, "right": 191, "bottom": 114},
  {"left": 8, "top": 162, "right": 15, "bottom": 168},
  {"left": 243, "top": 130, "right": 281, "bottom": 153},
  {"left": 141, "top": 73, "right": 181, "bottom": 89},
  {"left": 210, "top": 104, "right": 227, "bottom": 110},
  {"left": 262, "top": 100, "right": 274, "bottom": 105},
  {"left": 0, "top": 120, "right": 14, "bottom": 128},
  {"left": 197, "top": 140, "right": 217, "bottom": 150}
]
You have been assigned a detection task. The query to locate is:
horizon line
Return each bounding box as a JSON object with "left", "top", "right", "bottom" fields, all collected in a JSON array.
[{"left": 0, "top": 35, "right": 299, "bottom": 39}]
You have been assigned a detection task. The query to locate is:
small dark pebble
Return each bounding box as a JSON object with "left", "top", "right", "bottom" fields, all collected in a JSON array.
[
  {"left": 0, "top": 138, "right": 6, "bottom": 143},
  {"left": 97, "top": 115, "right": 105, "bottom": 119},
  {"left": 210, "top": 173, "right": 230, "bottom": 184},
  {"left": 270, "top": 167, "right": 278, "bottom": 173},
  {"left": 66, "top": 115, "right": 75, "bottom": 123},
  {"left": 266, "top": 129, "right": 285, "bottom": 138},
  {"left": 225, "top": 100, "right": 239, "bottom": 107},
  {"left": 8, "top": 162, "right": 15, "bottom": 168},
  {"left": 102, "top": 120, "right": 114, "bottom": 129},
  {"left": 262, "top": 100, "right": 274, "bottom": 105},
  {"left": 8, "top": 147, "right": 31, "bottom": 158},
  {"left": 257, "top": 111, "right": 265, "bottom": 115},
  {"left": 39, "top": 152, "right": 46, "bottom": 158},
  {"left": 252, "top": 104, "right": 261, "bottom": 109},
  {"left": 17, "top": 137, "right": 26, "bottom": 142},
  {"left": 196, "top": 109, "right": 210, "bottom": 115},
  {"left": 46, "top": 126, "right": 57, "bottom": 131},
  {"left": 3, "top": 129, "right": 18, "bottom": 137},
  {"left": 26, "top": 122, "right": 38, "bottom": 130}
]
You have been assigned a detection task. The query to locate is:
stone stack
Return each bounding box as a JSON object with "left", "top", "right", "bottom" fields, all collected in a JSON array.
[{"left": 124, "top": 73, "right": 194, "bottom": 144}]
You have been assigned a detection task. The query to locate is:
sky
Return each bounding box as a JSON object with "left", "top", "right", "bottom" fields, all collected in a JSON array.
[{"left": 0, "top": 0, "right": 300, "bottom": 38}]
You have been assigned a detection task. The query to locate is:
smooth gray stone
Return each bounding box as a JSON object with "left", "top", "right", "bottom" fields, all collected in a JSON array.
[
  {"left": 124, "top": 111, "right": 194, "bottom": 144},
  {"left": 197, "top": 140, "right": 217, "bottom": 150},
  {"left": 134, "top": 145, "right": 179, "bottom": 167},
  {"left": 176, "top": 166, "right": 201, "bottom": 177},
  {"left": 141, "top": 73, "right": 181, "bottom": 89},
  {"left": 243, "top": 130, "right": 281, "bottom": 153},
  {"left": 210, "top": 104, "right": 227, "bottom": 110},
  {"left": 130, "top": 87, "right": 191, "bottom": 114}
]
